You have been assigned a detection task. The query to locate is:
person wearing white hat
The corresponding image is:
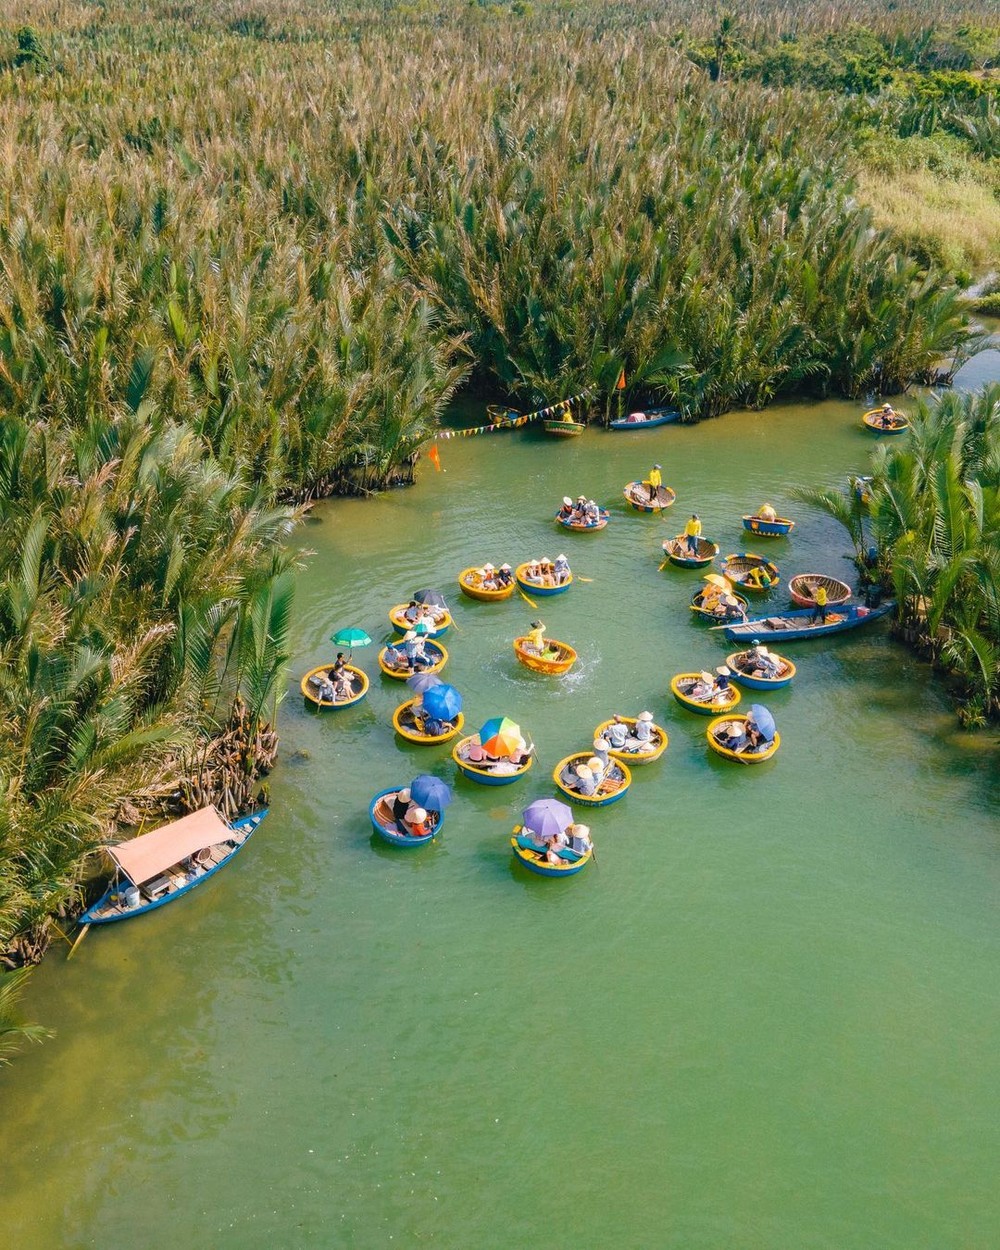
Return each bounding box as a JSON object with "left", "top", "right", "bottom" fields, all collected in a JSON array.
[
  {"left": 646, "top": 463, "right": 663, "bottom": 503},
  {"left": 591, "top": 738, "right": 611, "bottom": 775},
  {"left": 558, "top": 496, "right": 574, "bottom": 520},
  {"left": 749, "top": 641, "right": 780, "bottom": 677},
  {"left": 539, "top": 557, "right": 556, "bottom": 589},
  {"left": 404, "top": 805, "right": 432, "bottom": 838},
  {"left": 554, "top": 553, "right": 571, "bottom": 584},
  {"left": 567, "top": 823, "right": 592, "bottom": 856},
  {"left": 402, "top": 629, "right": 427, "bottom": 670},
  {"left": 391, "top": 787, "right": 412, "bottom": 827},
  {"left": 713, "top": 665, "right": 732, "bottom": 700},
  {"left": 584, "top": 499, "right": 600, "bottom": 524},
  {"left": 633, "top": 710, "right": 655, "bottom": 748},
  {"left": 573, "top": 763, "right": 597, "bottom": 796},
  {"left": 496, "top": 562, "right": 514, "bottom": 588}
]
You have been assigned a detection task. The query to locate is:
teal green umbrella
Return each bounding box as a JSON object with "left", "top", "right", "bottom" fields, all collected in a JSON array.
[{"left": 331, "top": 627, "right": 372, "bottom": 658}]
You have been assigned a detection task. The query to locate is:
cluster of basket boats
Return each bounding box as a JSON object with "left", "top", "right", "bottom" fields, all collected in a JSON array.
[{"left": 304, "top": 459, "right": 895, "bottom": 879}]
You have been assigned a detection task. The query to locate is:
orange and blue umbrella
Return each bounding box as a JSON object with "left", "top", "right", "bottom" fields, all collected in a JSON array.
[{"left": 478, "top": 716, "right": 523, "bottom": 756}]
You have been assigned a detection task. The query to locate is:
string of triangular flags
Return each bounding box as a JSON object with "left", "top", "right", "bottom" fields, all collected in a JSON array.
[{"left": 430, "top": 388, "right": 596, "bottom": 441}]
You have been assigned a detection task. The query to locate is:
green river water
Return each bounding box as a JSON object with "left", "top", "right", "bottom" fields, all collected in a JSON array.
[{"left": 3, "top": 386, "right": 1000, "bottom": 1250}]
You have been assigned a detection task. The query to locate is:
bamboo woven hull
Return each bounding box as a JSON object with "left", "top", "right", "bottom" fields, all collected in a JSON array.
[
  {"left": 458, "top": 567, "right": 516, "bottom": 601},
  {"left": 553, "top": 754, "right": 632, "bottom": 806},
  {"left": 670, "top": 673, "right": 741, "bottom": 715},
  {"left": 593, "top": 718, "right": 667, "bottom": 765},
  {"left": 512, "top": 637, "right": 577, "bottom": 674},
  {"left": 706, "top": 717, "right": 781, "bottom": 764},
  {"left": 392, "top": 699, "right": 464, "bottom": 745},
  {"left": 662, "top": 536, "right": 718, "bottom": 568},
  {"left": 369, "top": 790, "right": 440, "bottom": 846},
  {"left": 301, "top": 664, "right": 369, "bottom": 709},
  {"left": 510, "top": 833, "right": 591, "bottom": 876},
  {"left": 788, "top": 574, "right": 851, "bottom": 608},
  {"left": 725, "top": 652, "right": 796, "bottom": 690}
]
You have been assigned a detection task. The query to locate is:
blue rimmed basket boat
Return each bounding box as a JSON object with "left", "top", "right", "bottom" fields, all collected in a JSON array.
[
  {"left": 553, "top": 753, "right": 631, "bottom": 807},
  {"left": 515, "top": 563, "right": 573, "bottom": 596},
  {"left": 623, "top": 481, "right": 676, "bottom": 513},
  {"left": 720, "top": 553, "right": 781, "bottom": 595},
  {"left": 725, "top": 649, "right": 796, "bottom": 690},
  {"left": 452, "top": 736, "right": 534, "bottom": 786},
  {"left": 742, "top": 513, "right": 795, "bottom": 537},
  {"left": 369, "top": 787, "right": 442, "bottom": 847},
  {"left": 510, "top": 828, "right": 592, "bottom": 877},
  {"left": 662, "top": 536, "right": 718, "bottom": 569},
  {"left": 555, "top": 509, "right": 609, "bottom": 532}
]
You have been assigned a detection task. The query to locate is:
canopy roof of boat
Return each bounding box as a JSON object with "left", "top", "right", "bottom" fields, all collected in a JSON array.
[{"left": 109, "top": 806, "right": 231, "bottom": 885}]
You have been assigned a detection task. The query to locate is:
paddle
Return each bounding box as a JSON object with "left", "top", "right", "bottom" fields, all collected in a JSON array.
[
  {"left": 518, "top": 586, "right": 538, "bottom": 609},
  {"left": 576, "top": 576, "right": 594, "bottom": 583}
]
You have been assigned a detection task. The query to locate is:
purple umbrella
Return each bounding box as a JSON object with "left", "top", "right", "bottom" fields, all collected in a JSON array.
[
  {"left": 522, "top": 797, "right": 574, "bottom": 839},
  {"left": 410, "top": 774, "right": 453, "bottom": 811},
  {"left": 406, "top": 672, "right": 443, "bottom": 695},
  {"left": 748, "top": 704, "right": 776, "bottom": 741},
  {"left": 422, "top": 683, "right": 463, "bottom": 722}
]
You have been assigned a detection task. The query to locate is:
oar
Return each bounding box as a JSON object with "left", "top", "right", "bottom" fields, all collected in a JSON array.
[
  {"left": 576, "top": 576, "right": 594, "bottom": 583},
  {"left": 66, "top": 923, "right": 91, "bottom": 960},
  {"left": 518, "top": 586, "right": 538, "bottom": 609}
]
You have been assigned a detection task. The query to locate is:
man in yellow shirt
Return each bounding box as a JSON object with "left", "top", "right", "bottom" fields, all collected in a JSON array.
[
  {"left": 809, "top": 583, "right": 828, "bottom": 625},
  {"left": 684, "top": 513, "right": 702, "bottom": 554},
  {"left": 646, "top": 463, "right": 662, "bottom": 503},
  {"left": 527, "top": 620, "right": 546, "bottom": 653}
]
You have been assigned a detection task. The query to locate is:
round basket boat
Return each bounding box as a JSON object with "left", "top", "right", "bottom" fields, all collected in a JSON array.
[
  {"left": 301, "top": 664, "right": 369, "bottom": 710},
  {"left": 689, "top": 587, "right": 749, "bottom": 622},
  {"left": 555, "top": 510, "right": 609, "bottom": 532},
  {"left": 623, "top": 481, "right": 677, "bottom": 513},
  {"left": 662, "top": 536, "right": 719, "bottom": 569},
  {"left": 742, "top": 513, "right": 794, "bottom": 537},
  {"left": 458, "top": 566, "right": 516, "bottom": 602},
  {"left": 451, "top": 736, "right": 534, "bottom": 786},
  {"left": 510, "top": 828, "right": 592, "bottom": 877},
  {"left": 378, "top": 640, "right": 448, "bottom": 679},
  {"left": 862, "top": 408, "right": 910, "bottom": 435},
  {"left": 513, "top": 636, "right": 578, "bottom": 674},
  {"left": 388, "top": 603, "right": 451, "bottom": 638},
  {"left": 706, "top": 715, "right": 781, "bottom": 764},
  {"left": 720, "top": 553, "right": 781, "bottom": 595},
  {"left": 514, "top": 562, "right": 573, "bottom": 597},
  {"left": 486, "top": 404, "right": 520, "bottom": 424},
  {"left": 392, "top": 698, "right": 464, "bottom": 745},
  {"left": 544, "top": 418, "right": 586, "bottom": 437},
  {"left": 670, "top": 672, "right": 741, "bottom": 715},
  {"left": 369, "top": 788, "right": 442, "bottom": 847},
  {"left": 788, "top": 574, "right": 851, "bottom": 609},
  {"left": 593, "top": 717, "right": 667, "bottom": 765},
  {"left": 725, "top": 650, "right": 796, "bottom": 690},
  {"left": 553, "top": 753, "right": 631, "bottom": 807}
]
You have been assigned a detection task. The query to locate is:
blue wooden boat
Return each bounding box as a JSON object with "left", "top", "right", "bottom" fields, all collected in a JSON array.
[
  {"left": 79, "top": 807, "right": 267, "bottom": 925},
  {"left": 609, "top": 407, "right": 681, "bottom": 430},
  {"left": 510, "top": 829, "right": 592, "bottom": 877},
  {"left": 369, "top": 787, "right": 441, "bottom": 847},
  {"left": 723, "top": 600, "right": 895, "bottom": 643},
  {"left": 742, "top": 514, "right": 795, "bottom": 537}
]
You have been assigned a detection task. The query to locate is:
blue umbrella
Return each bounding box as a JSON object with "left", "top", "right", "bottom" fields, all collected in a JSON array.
[
  {"left": 410, "top": 774, "right": 453, "bottom": 812},
  {"left": 422, "top": 683, "right": 462, "bottom": 721},
  {"left": 413, "top": 588, "right": 448, "bottom": 609},
  {"left": 522, "top": 797, "right": 573, "bottom": 839},
  {"left": 406, "top": 672, "right": 443, "bottom": 695},
  {"left": 748, "top": 704, "right": 776, "bottom": 741}
]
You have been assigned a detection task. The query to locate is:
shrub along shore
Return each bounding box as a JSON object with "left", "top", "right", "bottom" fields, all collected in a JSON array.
[{"left": 1, "top": 0, "right": 999, "bottom": 1054}]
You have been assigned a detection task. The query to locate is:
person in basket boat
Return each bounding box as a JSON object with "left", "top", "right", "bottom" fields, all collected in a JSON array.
[
  {"left": 718, "top": 709, "right": 770, "bottom": 755},
  {"left": 591, "top": 739, "right": 611, "bottom": 775},
  {"left": 684, "top": 513, "right": 702, "bottom": 554},
  {"left": 744, "top": 563, "right": 774, "bottom": 590},
  {"left": 878, "top": 403, "right": 897, "bottom": 429},
  {"left": 721, "top": 593, "right": 747, "bottom": 622},
  {"left": 699, "top": 581, "right": 725, "bottom": 614},
  {"left": 566, "top": 823, "right": 593, "bottom": 856},
  {"left": 646, "top": 464, "right": 663, "bottom": 503},
  {"left": 522, "top": 559, "right": 543, "bottom": 585},
  {"left": 539, "top": 558, "right": 557, "bottom": 588},
  {"left": 571, "top": 495, "right": 588, "bottom": 521},
  {"left": 809, "top": 583, "right": 829, "bottom": 624},
  {"left": 745, "top": 641, "right": 780, "bottom": 678},
  {"left": 330, "top": 653, "right": 347, "bottom": 680},
  {"left": 334, "top": 669, "right": 355, "bottom": 701},
  {"left": 404, "top": 805, "right": 432, "bottom": 838},
  {"left": 554, "top": 553, "right": 571, "bottom": 585},
  {"left": 524, "top": 620, "right": 547, "bottom": 655},
  {"left": 584, "top": 499, "right": 601, "bottom": 523},
  {"left": 423, "top": 712, "right": 452, "bottom": 737},
  {"left": 714, "top": 666, "right": 732, "bottom": 697},
  {"left": 391, "top": 787, "right": 412, "bottom": 829},
  {"left": 627, "top": 711, "right": 656, "bottom": 751},
  {"left": 684, "top": 670, "right": 717, "bottom": 701},
  {"left": 573, "top": 763, "right": 597, "bottom": 796},
  {"left": 607, "top": 715, "right": 629, "bottom": 750},
  {"left": 496, "top": 563, "right": 515, "bottom": 587},
  {"left": 558, "top": 496, "right": 574, "bottom": 521},
  {"left": 402, "top": 630, "right": 429, "bottom": 670},
  {"left": 480, "top": 563, "right": 499, "bottom": 590},
  {"left": 756, "top": 503, "right": 777, "bottom": 522},
  {"left": 402, "top": 599, "right": 421, "bottom": 624},
  {"left": 314, "top": 672, "right": 337, "bottom": 701}
]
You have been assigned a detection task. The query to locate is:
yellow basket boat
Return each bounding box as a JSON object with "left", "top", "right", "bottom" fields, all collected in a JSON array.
[
  {"left": 388, "top": 603, "right": 452, "bottom": 637},
  {"left": 670, "top": 672, "right": 741, "bottom": 715},
  {"left": 706, "top": 715, "right": 781, "bottom": 764},
  {"left": 862, "top": 407, "right": 910, "bottom": 435},
  {"left": 593, "top": 717, "right": 668, "bottom": 765},
  {"left": 392, "top": 698, "right": 464, "bottom": 745},
  {"left": 553, "top": 753, "right": 632, "bottom": 807},
  {"left": 378, "top": 640, "right": 448, "bottom": 679},
  {"left": 457, "top": 566, "right": 516, "bottom": 602},
  {"left": 512, "top": 636, "right": 578, "bottom": 674},
  {"left": 300, "top": 664, "right": 370, "bottom": 710}
]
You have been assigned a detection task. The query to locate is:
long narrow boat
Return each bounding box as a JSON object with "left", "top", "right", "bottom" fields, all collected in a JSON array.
[
  {"left": 725, "top": 650, "right": 796, "bottom": 690},
  {"left": 862, "top": 408, "right": 910, "bottom": 435},
  {"left": 623, "top": 481, "right": 677, "bottom": 513},
  {"left": 452, "top": 736, "right": 534, "bottom": 786},
  {"left": 513, "top": 636, "right": 578, "bottom": 674},
  {"left": 593, "top": 717, "right": 668, "bottom": 765},
  {"left": 670, "top": 672, "right": 741, "bottom": 715},
  {"left": 723, "top": 600, "right": 895, "bottom": 642},
  {"left": 392, "top": 698, "right": 464, "bottom": 745},
  {"left": 788, "top": 574, "right": 851, "bottom": 609},
  {"left": 458, "top": 566, "right": 516, "bottom": 602},
  {"left": 609, "top": 407, "right": 681, "bottom": 430},
  {"left": 706, "top": 715, "right": 781, "bottom": 764},
  {"left": 553, "top": 754, "right": 631, "bottom": 807},
  {"left": 378, "top": 640, "right": 448, "bottom": 679},
  {"left": 510, "top": 829, "right": 592, "bottom": 876},
  {"left": 544, "top": 418, "right": 586, "bottom": 437},
  {"left": 555, "top": 510, "right": 609, "bottom": 532},
  {"left": 369, "top": 788, "right": 441, "bottom": 847},
  {"left": 515, "top": 563, "right": 573, "bottom": 596},
  {"left": 742, "top": 513, "right": 795, "bottom": 537},
  {"left": 388, "top": 603, "right": 451, "bottom": 638},
  {"left": 300, "top": 663, "right": 369, "bottom": 709},
  {"left": 662, "top": 536, "right": 719, "bottom": 569},
  {"left": 80, "top": 806, "right": 267, "bottom": 925},
  {"left": 720, "top": 553, "right": 781, "bottom": 595},
  {"left": 690, "top": 587, "right": 749, "bottom": 621}
]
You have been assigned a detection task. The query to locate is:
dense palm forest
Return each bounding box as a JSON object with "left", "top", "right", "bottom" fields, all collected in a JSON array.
[{"left": 1, "top": 0, "right": 999, "bottom": 1049}]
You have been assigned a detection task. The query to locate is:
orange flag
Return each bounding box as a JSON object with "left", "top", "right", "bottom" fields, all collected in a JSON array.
[
  {"left": 427, "top": 442, "right": 442, "bottom": 472},
  {"left": 616, "top": 368, "right": 626, "bottom": 390}
]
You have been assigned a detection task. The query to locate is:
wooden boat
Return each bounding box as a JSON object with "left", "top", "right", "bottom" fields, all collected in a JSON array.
[
  {"left": 690, "top": 587, "right": 749, "bottom": 621},
  {"left": 720, "top": 553, "right": 781, "bottom": 595},
  {"left": 662, "top": 536, "right": 719, "bottom": 569},
  {"left": 515, "top": 562, "right": 573, "bottom": 596},
  {"left": 726, "top": 649, "right": 796, "bottom": 690},
  {"left": 510, "top": 829, "right": 592, "bottom": 877},
  {"left": 609, "top": 407, "right": 681, "bottom": 430},
  {"left": 452, "top": 736, "right": 534, "bottom": 786},
  {"left": 79, "top": 806, "right": 267, "bottom": 925},
  {"left": 593, "top": 717, "right": 667, "bottom": 765},
  {"left": 544, "top": 418, "right": 586, "bottom": 437},
  {"left": 512, "top": 636, "right": 578, "bottom": 674},
  {"left": 553, "top": 753, "right": 632, "bottom": 807},
  {"left": 458, "top": 566, "right": 516, "bottom": 602},
  {"left": 389, "top": 603, "right": 451, "bottom": 637},
  {"left": 369, "top": 788, "right": 441, "bottom": 847},
  {"left": 862, "top": 407, "right": 909, "bottom": 435},
  {"left": 670, "top": 672, "right": 741, "bottom": 715},
  {"left": 392, "top": 698, "right": 464, "bottom": 745},
  {"left": 742, "top": 513, "right": 795, "bottom": 537},
  {"left": 623, "top": 481, "right": 677, "bottom": 513},
  {"left": 378, "top": 639, "right": 448, "bottom": 679},
  {"left": 706, "top": 715, "right": 781, "bottom": 764},
  {"left": 723, "top": 600, "right": 895, "bottom": 642},
  {"left": 788, "top": 573, "right": 851, "bottom": 609},
  {"left": 300, "top": 663, "right": 369, "bottom": 709},
  {"left": 555, "top": 509, "right": 609, "bottom": 532}
]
